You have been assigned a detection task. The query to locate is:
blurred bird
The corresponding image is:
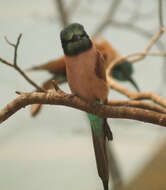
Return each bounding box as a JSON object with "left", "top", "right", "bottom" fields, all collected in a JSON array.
[
  {"left": 60, "top": 23, "right": 112, "bottom": 190},
  {"left": 112, "top": 61, "right": 139, "bottom": 91},
  {"left": 95, "top": 39, "right": 140, "bottom": 92}
]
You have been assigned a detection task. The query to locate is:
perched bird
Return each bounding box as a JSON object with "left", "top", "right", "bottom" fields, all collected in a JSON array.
[
  {"left": 112, "top": 60, "right": 139, "bottom": 91},
  {"left": 60, "top": 23, "right": 112, "bottom": 190},
  {"left": 95, "top": 39, "right": 140, "bottom": 92},
  {"left": 27, "top": 32, "right": 139, "bottom": 117},
  {"left": 27, "top": 40, "right": 139, "bottom": 92}
]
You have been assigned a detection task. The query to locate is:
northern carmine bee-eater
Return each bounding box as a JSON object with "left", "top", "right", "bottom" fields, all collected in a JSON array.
[
  {"left": 96, "top": 39, "right": 140, "bottom": 92},
  {"left": 27, "top": 38, "right": 139, "bottom": 94},
  {"left": 60, "top": 23, "right": 112, "bottom": 190},
  {"left": 27, "top": 38, "right": 139, "bottom": 116}
]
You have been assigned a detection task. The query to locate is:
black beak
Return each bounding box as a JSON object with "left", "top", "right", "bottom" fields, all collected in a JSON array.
[{"left": 72, "top": 34, "right": 81, "bottom": 41}]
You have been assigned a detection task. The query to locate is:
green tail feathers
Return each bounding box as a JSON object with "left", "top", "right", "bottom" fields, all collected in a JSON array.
[
  {"left": 87, "top": 113, "right": 113, "bottom": 140},
  {"left": 87, "top": 113, "right": 104, "bottom": 137},
  {"left": 86, "top": 113, "right": 112, "bottom": 190}
]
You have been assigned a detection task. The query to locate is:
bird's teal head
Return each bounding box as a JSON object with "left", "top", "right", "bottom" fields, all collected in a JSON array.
[{"left": 60, "top": 23, "right": 92, "bottom": 56}]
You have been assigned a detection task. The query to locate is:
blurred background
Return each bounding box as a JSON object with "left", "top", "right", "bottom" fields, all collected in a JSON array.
[{"left": 0, "top": 0, "right": 166, "bottom": 189}]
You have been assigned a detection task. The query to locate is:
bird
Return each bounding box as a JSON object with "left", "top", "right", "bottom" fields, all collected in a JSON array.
[
  {"left": 112, "top": 60, "right": 139, "bottom": 91},
  {"left": 27, "top": 39, "right": 139, "bottom": 93},
  {"left": 26, "top": 24, "right": 139, "bottom": 189},
  {"left": 27, "top": 33, "right": 139, "bottom": 117},
  {"left": 95, "top": 39, "right": 140, "bottom": 92},
  {"left": 60, "top": 23, "right": 112, "bottom": 190}
]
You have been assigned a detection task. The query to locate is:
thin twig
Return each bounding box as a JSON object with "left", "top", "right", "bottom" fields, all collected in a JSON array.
[
  {"left": 127, "top": 1, "right": 155, "bottom": 23},
  {"left": 127, "top": 28, "right": 165, "bottom": 63},
  {"left": 144, "top": 28, "right": 164, "bottom": 54},
  {"left": 16, "top": 66, "right": 44, "bottom": 92},
  {"left": 159, "top": 0, "right": 164, "bottom": 28},
  {"left": 93, "top": 0, "right": 121, "bottom": 38},
  {"left": 4, "top": 36, "right": 15, "bottom": 47},
  {"left": 107, "top": 27, "right": 165, "bottom": 79},
  {"left": 14, "top": 34, "right": 22, "bottom": 66},
  {"left": 110, "top": 19, "right": 166, "bottom": 58},
  {"left": 111, "top": 20, "right": 153, "bottom": 39},
  {"left": 0, "top": 34, "right": 44, "bottom": 92},
  {"left": 109, "top": 100, "right": 166, "bottom": 114},
  {"left": 108, "top": 79, "right": 166, "bottom": 109},
  {"left": 68, "top": 0, "right": 80, "bottom": 17},
  {"left": 5, "top": 34, "right": 22, "bottom": 66},
  {"left": 0, "top": 57, "right": 13, "bottom": 67},
  {"left": 55, "top": 0, "right": 68, "bottom": 27}
]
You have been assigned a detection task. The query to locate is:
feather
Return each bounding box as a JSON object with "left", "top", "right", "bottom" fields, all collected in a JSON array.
[{"left": 87, "top": 113, "right": 112, "bottom": 190}]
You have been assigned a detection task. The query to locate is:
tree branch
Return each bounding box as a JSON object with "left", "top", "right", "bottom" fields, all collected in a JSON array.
[
  {"left": 109, "top": 100, "right": 166, "bottom": 114},
  {"left": 107, "top": 27, "right": 165, "bottom": 79},
  {"left": 0, "top": 34, "right": 44, "bottom": 92},
  {"left": 108, "top": 79, "right": 166, "bottom": 108},
  {"left": 159, "top": 0, "right": 164, "bottom": 28},
  {"left": 67, "top": 0, "right": 80, "bottom": 17},
  {"left": 105, "top": 11, "right": 166, "bottom": 109},
  {"left": 111, "top": 19, "right": 154, "bottom": 39},
  {"left": 1, "top": 91, "right": 166, "bottom": 127},
  {"left": 93, "top": 0, "right": 121, "bottom": 38},
  {"left": 55, "top": 0, "right": 68, "bottom": 27},
  {"left": 0, "top": 57, "right": 13, "bottom": 67},
  {"left": 5, "top": 34, "right": 22, "bottom": 66}
]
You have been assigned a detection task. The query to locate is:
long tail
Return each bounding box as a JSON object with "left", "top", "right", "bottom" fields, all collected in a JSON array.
[{"left": 87, "top": 113, "right": 113, "bottom": 190}]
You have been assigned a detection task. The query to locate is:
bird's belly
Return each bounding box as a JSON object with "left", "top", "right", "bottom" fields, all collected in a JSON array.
[{"left": 66, "top": 64, "right": 108, "bottom": 102}]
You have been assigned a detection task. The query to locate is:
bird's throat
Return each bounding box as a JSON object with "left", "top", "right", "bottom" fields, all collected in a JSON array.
[{"left": 62, "top": 36, "right": 92, "bottom": 56}]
